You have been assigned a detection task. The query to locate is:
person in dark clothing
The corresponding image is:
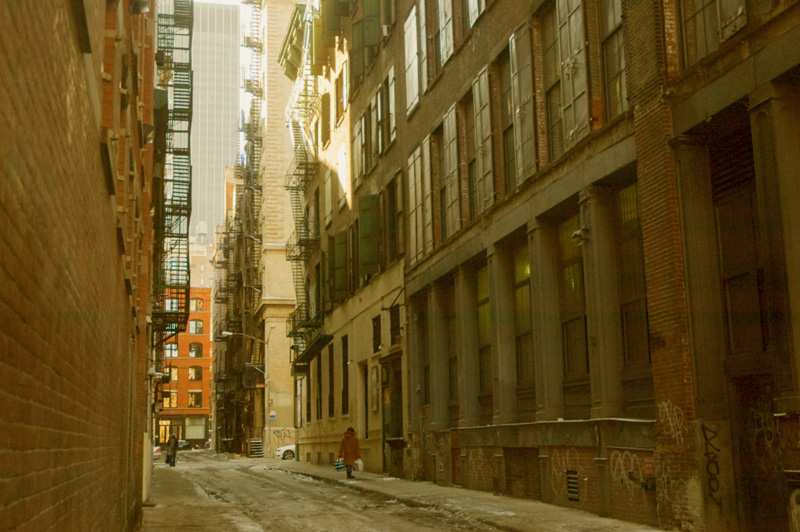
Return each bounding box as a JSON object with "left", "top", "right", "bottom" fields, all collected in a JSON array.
[
  {"left": 337, "top": 427, "right": 361, "bottom": 479},
  {"left": 166, "top": 434, "right": 179, "bottom": 467}
]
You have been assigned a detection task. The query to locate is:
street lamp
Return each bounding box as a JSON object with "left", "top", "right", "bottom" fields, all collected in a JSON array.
[{"left": 219, "top": 325, "right": 277, "bottom": 453}]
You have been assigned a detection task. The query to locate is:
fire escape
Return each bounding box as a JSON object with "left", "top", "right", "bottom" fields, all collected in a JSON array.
[
  {"left": 281, "top": 5, "right": 322, "bottom": 375},
  {"left": 152, "top": 0, "right": 193, "bottom": 357},
  {"left": 212, "top": 0, "right": 264, "bottom": 455}
]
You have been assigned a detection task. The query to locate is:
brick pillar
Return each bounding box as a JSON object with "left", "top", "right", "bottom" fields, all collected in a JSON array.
[
  {"left": 530, "top": 221, "right": 564, "bottom": 420},
  {"left": 580, "top": 185, "right": 624, "bottom": 418},
  {"left": 455, "top": 265, "right": 480, "bottom": 427},
  {"left": 488, "top": 244, "right": 518, "bottom": 425},
  {"left": 429, "top": 283, "right": 450, "bottom": 430},
  {"left": 626, "top": 0, "right": 697, "bottom": 527}
]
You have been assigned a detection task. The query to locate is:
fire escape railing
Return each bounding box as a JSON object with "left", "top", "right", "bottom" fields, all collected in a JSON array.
[
  {"left": 282, "top": 5, "right": 321, "bottom": 361},
  {"left": 152, "top": 0, "right": 193, "bottom": 361}
]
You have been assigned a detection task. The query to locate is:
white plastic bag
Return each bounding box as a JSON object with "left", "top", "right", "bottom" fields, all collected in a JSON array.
[{"left": 353, "top": 458, "right": 363, "bottom": 472}]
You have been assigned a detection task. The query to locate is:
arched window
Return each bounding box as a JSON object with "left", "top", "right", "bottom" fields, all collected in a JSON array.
[
  {"left": 189, "top": 343, "right": 203, "bottom": 358},
  {"left": 189, "top": 320, "right": 203, "bottom": 334},
  {"left": 190, "top": 298, "right": 204, "bottom": 311},
  {"left": 188, "top": 366, "right": 202, "bottom": 381}
]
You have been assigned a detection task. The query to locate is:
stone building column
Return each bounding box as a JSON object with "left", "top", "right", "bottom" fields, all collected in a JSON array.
[
  {"left": 488, "top": 244, "right": 518, "bottom": 425},
  {"left": 580, "top": 185, "right": 624, "bottom": 418},
  {"left": 428, "top": 283, "right": 450, "bottom": 430},
  {"left": 406, "top": 296, "right": 423, "bottom": 434},
  {"left": 455, "top": 265, "right": 481, "bottom": 427},
  {"left": 529, "top": 221, "right": 564, "bottom": 420},
  {"left": 672, "top": 136, "right": 727, "bottom": 418},
  {"left": 749, "top": 81, "right": 800, "bottom": 398}
]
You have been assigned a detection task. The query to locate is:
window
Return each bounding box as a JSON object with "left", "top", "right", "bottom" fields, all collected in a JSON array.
[
  {"left": 189, "top": 366, "right": 202, "bottom": 381},
  {"left": 477, "top": 265, "right": 492, "bottom": 423},
  {"left": 390, "top": 305, "right": 401, "bottom": 346},
  {"left": 498, "top": 52, "right": 516, "bottom": 194},
  {"left": 680, "top": 0, "right": 718, "bottom": 65},
  {"left": 315, "top": 357, "right": 323, "bottom": 420},
  {"left": 352, "top": 119, "right": 363, "bottom": 189},
  {"left": 165, "top": 343, "right": 178, "bottom": 358},
  {"left": 551, "top": 0, "right": 589, "bottom": 153},
  {"left": 190, "top": 298, "right": 204, "bottom": 311},
  {"left": 559, "top": 214, "right": 589, "bottom": 418},
  {"left": 599, "top": 0, "right": 627, "bottom": 119},
  {"left": 348, "top": 222, "right": 360, "bottom": 293},
  {"left": 359, "top": 195, "right": 380, "bottom": 275},
  {"left": 189, "top": 319, "right": 203, "bottom": 334},
  {"left": 408, "top": 145, "right": 424, "bottom": 263},
  {"left": 324, "top": 169, "right": 333, "bottom": 227},
  {"left": 185, "top": 417, "right": 205, "bottom": 440},
  {"left": 435, "top": 0, "right": 454, "bottom": 73},
  {"left": 419, "top": 308, "right": 430, "bottom": 404},
  {"left": 163, "top": 391, "right": 177, "bottom": 409},
  {"left": 165, "top": 298, "right": 178, "bottom": 311},
  {"left": 328, "top": 345, "right": 335, "bottom": 418},
  {"left": 189, "top": 343, "right": 203, "bottom": 358},
  {"left": 337, "top": 146, "right": 348, "bottom": 210},
  {"left": 321, "top": 93, "right": 331, "bottom": 146},
  {"left": 170, "top": 367, "right": 178, "bottom": 381},
  {"left": 404, "top": 6, "right": 421, "bottom": 113},
  {"left": 188, "top": 391, "right": 202, "bottom": 408},
  {"left": 350, "top": 0, "right": 381, "bottom": 81},
  {"left": 514, "top": 243, "right": 534, "bottom": 391},
  {"left": 335, "top": 63, "right": 347, "bottom": 124},
  {"left": 509, "top": 25, "right": 536, "bottom": 185},
  {"left": 306, "top": 375, "right": 312, "bottom": 423},
  {"left": 373, "top": 315, "right": 382, "bottom": 352},
  {"left": 442, "top": 105, "right": 460, "bottom": 236},
  {"left": 542, "top": 8, "right": 563, "bottom": 161},
  {"left": 462, "top": 94, "right": 478, "bottom": 219},
  {"left": 384, "top": 173, "right": 404, "bottom": 263},
  {"left": 465, "top": 0, "right": 486, "bottom": 28},
  {"left": 341, "top": 336, "right": 350, "bottom": 415},
  {"left": 472, "top": 67, "right": 494, "bottom": 212},
  {"left": 616, "top": 184, "right": 649, "bottom": 370}
]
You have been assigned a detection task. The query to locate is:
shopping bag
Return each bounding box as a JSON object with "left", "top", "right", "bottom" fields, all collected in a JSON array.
[
  {"left": 334, "top": 458, "right": 345, "bottom": 471},
  {"left": 353, "top": 458, "right": 363, "bottom": 472}
]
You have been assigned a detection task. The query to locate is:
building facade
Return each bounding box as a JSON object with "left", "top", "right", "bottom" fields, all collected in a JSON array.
[
  {"left": 190, "top": 2, "right": 240, "bottom": 241},
  {"left": 157, "top": 244, "right": 215, "bottom": 446},
  {"left": 1, "top": 0, "right": 164, "bottom": 529},
  {"left": 212, "top": 0, "right": 298, "bottom": 457},
  {"left": 276, "top": 0, "right": 800, "bottom": 530}
]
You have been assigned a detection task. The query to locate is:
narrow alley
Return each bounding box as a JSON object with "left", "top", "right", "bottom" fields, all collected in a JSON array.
[{"left": 142, "top": 452, "right": 658, "bottom": 532}]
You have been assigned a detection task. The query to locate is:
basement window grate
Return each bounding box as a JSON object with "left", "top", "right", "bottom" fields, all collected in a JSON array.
[{"left": 566, "top": 470, "right": 580, "bottom": 501}]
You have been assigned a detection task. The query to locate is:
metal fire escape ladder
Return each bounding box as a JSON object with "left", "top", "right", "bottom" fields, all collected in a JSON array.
[
  {"left": 283, "top": 7, "right": 321, "bottom": 358},
  {"left": 152, "top": 0, "right": 193, "bottom": 360}
]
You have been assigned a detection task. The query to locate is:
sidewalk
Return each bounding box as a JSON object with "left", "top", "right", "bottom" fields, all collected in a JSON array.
[{"left": 267, "top": 457, "right": 661, "bottom": 532}]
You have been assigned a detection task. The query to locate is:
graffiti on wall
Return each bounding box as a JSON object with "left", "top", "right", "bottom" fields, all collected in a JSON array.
[
  {"left": 609, "top": 450, "right": 645, "bottom": 501},
  {"left": 467, "top": 447, "right": 488, "bottom": 487},
  {"left": 658, "top": 401, "right": 688, "bottom": 445},
  {"left": 269, "top": 428, "right": 295, "bottom": 449},
  {"left": 654, "top": 461, "right": 687, "bottom": 523},
  {"left": 700, "top": 423, "right": 723, "bottom": 508},
  {"left": 749, "top": 407, "right": 782, "bottom": 480}
]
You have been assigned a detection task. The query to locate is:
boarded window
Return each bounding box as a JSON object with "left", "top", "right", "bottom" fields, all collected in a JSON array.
[
  {"left": 556, "top": 0, "right": 589, "bottom": 149},
  {"left": 438, "top": 0, "right": 454, "bottom": 63}
]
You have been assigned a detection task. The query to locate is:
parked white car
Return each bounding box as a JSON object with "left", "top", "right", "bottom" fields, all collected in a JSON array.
[{"left": 275, "top": 444, "right": 296, "bottom": 460}]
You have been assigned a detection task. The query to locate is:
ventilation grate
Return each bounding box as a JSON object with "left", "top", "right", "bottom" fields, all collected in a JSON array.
[{"left": 566, "top": 470, "right": 580, "bottom": 501}]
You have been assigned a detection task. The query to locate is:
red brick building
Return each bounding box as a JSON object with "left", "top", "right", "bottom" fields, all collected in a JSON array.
[
  {"left": 158, "top": 244, "right": 214, "bottom": 446},
  {"left": 1, "top": 1, "right": 161, "bottom": 530}
]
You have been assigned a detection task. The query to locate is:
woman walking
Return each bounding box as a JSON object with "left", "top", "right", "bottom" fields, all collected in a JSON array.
[{"left": 337, "top": 427, "right": 360, "bottom": 479}]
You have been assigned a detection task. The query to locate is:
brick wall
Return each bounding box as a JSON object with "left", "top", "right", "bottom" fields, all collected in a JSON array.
[
  {"left": 505, "top": 447, "right": 542, "bottom": 500},
  {"left": 0, "top": 1, "right": 154, "bottom": 530}
]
